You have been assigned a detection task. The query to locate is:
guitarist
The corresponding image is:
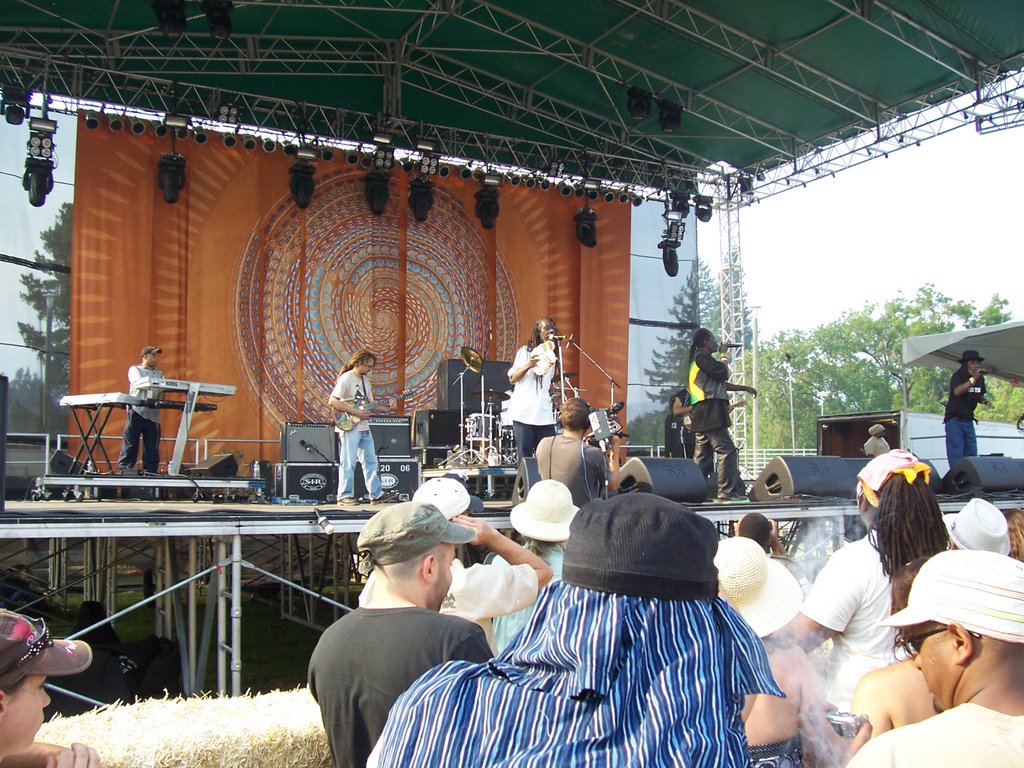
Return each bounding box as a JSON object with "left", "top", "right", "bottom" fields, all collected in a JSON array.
[{"left": 329, "top": 350, "right": 397, "bottom": 505}]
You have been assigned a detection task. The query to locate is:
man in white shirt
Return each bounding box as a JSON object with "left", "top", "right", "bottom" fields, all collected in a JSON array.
[{"left": 117, "top": 345, "right": 164, "bottom": 473}]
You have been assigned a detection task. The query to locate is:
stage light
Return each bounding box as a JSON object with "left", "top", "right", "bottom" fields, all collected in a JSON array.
[
  {"left": 509, "top": 175, "right": 521, "bottom": 186},
  {"left": 414, "top": 137, "right": 437, "bottom": 153},
  {"left": 164, "top": 114, "right": 189, "bottom": 129},
  {"left": 694, "top": 194, "right": 713, "bottom": 223},
  {"left": 153, "top": 0, "right": 187, "bottom": 38},
  {"left": 437, "top": 165, "right": 450, "bottom": 178},
  {"left": 401, "top": 160, "right": 414, "bottom": 173},
  {"left": 157, "top": 152, "right": 187, "bottom": 204},
  {"left": 29, "top": 117, "right": 57, "bottom": 135},
  {"left": 364, "top": 172, "right": 390, "bottom": 215},
  {"left": 296, "top": 146, "right": 318, "bottom": 161},
  {"left": 108, "top": 115, "right": 125, "bottom": 132},
  {"left": 320, "top": 147, "right": 335, "bottom": 162},
  {"left": 345, "top": 151, "right": 360, "bottom": 165},
  {"left": 262, "top": 139, "right": 277, "bottom": 153},
  {"left": 175, "top": 127, "right": 189, "bottom": 140},
  {"left": 289, "top": 160, "right": 316, "bottom": 209},
  {"left": 193, "top": 130, "right": 208, "bottom": 145},
  {"left": 658, "top": 99, "right": 682, "bottom": 133},
  {"left": 603, "top": 191, "right": 615, "bottom": 203},
  {"left": 631, "top": 196, "right": 643, "bottom": 207},
  {"left": 671, "top": 192, "right": 690, "bottom": 219},
  {"left": 617, "top": 193, "right": 629, "bottom": 204},
  {"left": 222, "top": 133, "right": 238, "bottom": 148},
  {"left": 2, "top": 86, "right": 29, "bottom": 126},
  {"left": 408, "top": 176, "right": 434, "bottom": 222},
  {"left": 154, "top": 124, "right": 169, "bottom": 138},
  {"left": 546, "top": 157, "right": 564, "bottom": 177},
  {"left": 372, "top": 131, "right": 393, "bottom": 146},
  {"left": 130, "top": 119, "right": 147, "bottom": 135},
  {"left": 658, "top": 237, "right": 680, "bottom": 277},
  {"left": 626, "top": 87, "right": 651, "bottom": 121},
  {"left": 416, "top": 155, "right": 440, "bottom": 176},
  {"left": 559, "top": 184, "right": 572, "bottom": 197},
  {"left": 539, "top": 179, "right": 551, "bottom": 190},
  {"left": 738, "top": 173, "right": 754, "bottom": 194},
  {"left": 202, "top": 0, "right": 233, "bottom": 40},
  {"left": 22, "top": 157, "right": 54, "bottom": 208},
  {"left": 574, "top": 206, "right": 598, "bottom": 248},
  {"left": 474, "top": 186, "right": 499, "bottom": 229},
  {"left": 459, "top": 166, "right": 473, "bottom": 180},
  {"left": 240, "top": 136, "right": 257, "bottom": 151},
  {"left": 216, "top": 102, "right": 239, "bottom": 123},
  {"left": 371, "top": 145, "right": 395, "bottom": 170},
  {"left": 482, "top": 172, "right": 503, "bottom": 187}
]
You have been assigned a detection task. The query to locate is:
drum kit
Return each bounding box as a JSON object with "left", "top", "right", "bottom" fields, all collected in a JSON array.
[{"left": 445, "top": 345, "right": 519, "bottom": 468}]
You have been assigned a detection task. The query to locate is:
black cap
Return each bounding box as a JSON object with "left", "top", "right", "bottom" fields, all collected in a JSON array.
[
  {"left": 141, "top": 345, "right": 162, "bottom": 356},
  {"left": 562, "top": 493, "right": 719, "bottom": 601},
  {"left": 959, "top": 349, "right": 984, "bottom": 364}
]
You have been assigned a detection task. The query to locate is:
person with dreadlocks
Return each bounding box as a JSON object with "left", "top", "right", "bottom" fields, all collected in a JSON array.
[
  {"left": 687, "top": 327, "right": 757, "bottom": 501},
  {"left": 506, "top": 317, "right": 560, "bottom": 458},
  {"left": 779, "top": 449, "right": 949, "bottom": 710}
]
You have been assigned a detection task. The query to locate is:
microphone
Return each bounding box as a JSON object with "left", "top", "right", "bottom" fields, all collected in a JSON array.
[
  {"left": 724, "top": 343, "right": 743, "bottom": 349},
  {"left": 315, "top": 509, "right": 335, "bottom": 535},
  {"left": 608, "top": 401, "right": 625, "bottom": 415},
  {"left": 551, "top": 333, "right": 571, "bottom": 341}
]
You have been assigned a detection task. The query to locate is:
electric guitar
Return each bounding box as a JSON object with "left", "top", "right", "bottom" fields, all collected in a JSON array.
[{"left": 332, "top": 389, "right": 415, "bottom": 431}]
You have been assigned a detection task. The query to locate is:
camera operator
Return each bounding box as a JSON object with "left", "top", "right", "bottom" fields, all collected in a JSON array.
[{"left": 535, "top": 397, "right": 620, "bottom": 508}]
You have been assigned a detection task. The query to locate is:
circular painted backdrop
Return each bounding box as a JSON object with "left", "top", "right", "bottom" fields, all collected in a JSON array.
[{"left": 234, "top": 168, "right": 520, "bottom": 424}]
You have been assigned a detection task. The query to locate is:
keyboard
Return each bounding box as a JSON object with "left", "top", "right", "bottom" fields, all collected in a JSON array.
[{"left": 148, "top": 378, "right": 236, "bottom": 396}]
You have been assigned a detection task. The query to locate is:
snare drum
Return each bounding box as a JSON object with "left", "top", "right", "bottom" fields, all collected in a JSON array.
[{"left": 466, "top": 413, "right": 496, "bottom": 441}]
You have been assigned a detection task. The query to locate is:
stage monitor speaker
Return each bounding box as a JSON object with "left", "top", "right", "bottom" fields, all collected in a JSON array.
[
  {"left": 48, "top": 449, "right": 83, "bottom": 476},
  {"left": 436, "top": 359, "right": 511, "bottom": 410},
  {"left": 280, "top": 422, "right": 337, "bottom": 464},
  {"left": 942, "top": 456, "right": 1024, "bottom": 494},
  {"left": 354, "top": 459, "right": 421, "bottom": 502},
  {"left": 753, "top": 455, "right": 857, "bottom": 501},
  {"left": 413, "top": 409, "right": 462, "bottom": 448},
  {"left": 186, "top": 453, "right": 238, "bottom": 478},
  {"left": 618, "top": 457, "right": 707, "bottom": 503},
  {"left": 513, "top": 458, "right": 541, "bottom": 504},
  {"left": 368, "top": 416, "right": 412, "bottom": 457}
]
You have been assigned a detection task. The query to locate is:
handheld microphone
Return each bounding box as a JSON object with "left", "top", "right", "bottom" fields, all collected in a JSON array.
[
  {"left": 608, "top": 401, "right": 625, "bottom": 415},
  {"left": 315, "top": 510, "right": 335, "bottom": 535},
  {"left": 551, "top": 333, "right": 571, "bottom": 341}
]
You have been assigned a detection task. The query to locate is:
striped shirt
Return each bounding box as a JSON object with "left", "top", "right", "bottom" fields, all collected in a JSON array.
[{"left": 370, "top": 580, "right": 781, "bottom": 767}]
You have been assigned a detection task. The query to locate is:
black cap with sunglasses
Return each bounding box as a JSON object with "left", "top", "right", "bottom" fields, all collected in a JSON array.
[{"left": 0, "top": 610, "right": 93, "bottom": 690}]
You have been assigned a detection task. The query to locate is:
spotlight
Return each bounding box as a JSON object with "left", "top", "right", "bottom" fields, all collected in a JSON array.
[
  {"left": 626, "top": 86, "right": 652, "bottom": 121},
  {"left": 574, "top": 207, "right": 598, "bottom": 248},
  {"left": 262, "top": 139, "right": 277, "bottom": 153},
  {"left": 222, "top": 133, "right": 238, "bottom": 148},
  {"left": 216, "top": 102, "right": 239, "bottom": 123},
  {"left": 371, "top": 145, "right": 395, "bottom": 170},
  {"left": 2, "top": 86, "right": 29, "bottom": 126},
  {"left": 22, "top": 157, "right": 54, "bottom": 208},
  {"left": 108, "top": 115, "right": 125, "bottom": 132},
  {"left": 157, "top": 152, "right": 187, "bottom": 204},
  {"left": 154, "top": 124, "right": 169, "bottom": 138},
  {"left": 408, "top": 176, "right": 434, "bottom": 222},
  {"left": 295, "top": 146, "right": 317, "bottom": 161},
  {"left": 83, "top": 112, "right": 101, "bottom": 130},
  {"left": 283, "top": 144, "right": 298, "bottom": 157},
  {"left": 459, "top": 167, "right": 473, "bottom": 180},
  {"left": 657, "top": 99, "right": 682, "bottom": 133},
  {"left": 28, "top": 117, "right": 57, "bottom": 135},
  {"left": 165, "top": 114, "right": 189, "bottom": 129},
  {"left": 414, "top": 137, "right": 437, "bottom": 153},
  {"left": 241, "top": 135, "right": 257, "bottom": 151},
  {"left": 523, "top": 176, "right": 536, "bottom": 189},
  {"left": 474, "top": 187, "right": 500, "bottom": 229},
  {"left": 631, "top": 196, "right": 643, "bottom": 207},
  {"left": 738, "top": 174, "right": 754, "bottom": 195},
  {"left": 586, "top": 189, "right": 599, "bottom": 201},
  {"left": 153, "top": 0, "right": 187, "bottom": 38},
  {"left": 437, "top": 165, "right": 450, "bottom": 178},
  {"left": 603, "top": 191, "right": 615, "bottom": 203},
  {"left": 509, "top": 176, "right": 521, "bottom": 186},
  {"left": 559, "top": 184, "right": 573, "bottom": 197},
  {"left": 364, "top": 172, "right": 390, "bottom": 216},
  {"left": 658, "top": 237, "right": 680, "bottom": 277},
  {"left": 193, "top": 130, "right": 208, "bottom": 145},
  {"left": 482, "top": 172, "right": 503, "bottom": 187},
  {"left": 582, "top": 178, "right": 600, "bottom": 192},
  {"left": 671, "top": 192, "right": 690, "bottom": 218},
  {"left": 617, "top": 193, "right": 629, "bottom": 204},
  {"left": 289, "top": 160, "right": 316, "bottom": 209},
  {"left": 175, "top": 127, "right": 189, "bottom": 141},
  {"left": 694, "top": 194, "right": 713, "bottom": 223},
  {"left": 320, "top": 147, "right": 335, "bottom": 162},
  {"left": 202, "top": 0, "right": 233, "bottom": 40},
  {"left": 401, "top": 160, "right": 414, "bottom": 174},
  {"left": 546, "top": 157, "right": 565, "bottom": 177},
  {"left": 539, "top": 179, "right": 551, "bottom": 190},
  {"left": 372, "top": 131, "right": 393, "bottom": 146},
  {"left": 345, "top": 151, "right": 360, "bottom": 165},
  {"left": 418, "top": 155, "right": 439, "bottom": 175},
  {"left": 130, "top": 119, "right": 147, "bottom": 135}
]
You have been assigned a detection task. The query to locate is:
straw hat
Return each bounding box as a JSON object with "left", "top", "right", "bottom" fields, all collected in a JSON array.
[
  {"left": 714, "top": 537, "right": 802, "bottom": 637},
  {"left": 944, "top": 498, "right": 1010, "bottom": 555},
  {"left": 510, "top": 480, "right": 578, "bottom": 542}
]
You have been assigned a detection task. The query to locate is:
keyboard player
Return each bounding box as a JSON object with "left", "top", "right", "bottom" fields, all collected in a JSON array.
[{"left": 117, "top": 345, "right": 164, "bottom": 473}]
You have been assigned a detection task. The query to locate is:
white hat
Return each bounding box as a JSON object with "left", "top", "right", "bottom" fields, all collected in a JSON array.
[
  {"left": 883, "top": 549, "right": 1024, "bottom": 644},
  {"left": 412, "top": 477, "right": 471, "bottom": 520},
  {"left": 714, "top": 537, "right": 802, "bottom": 638},
  {"left": 509, "top": 480, "right": 578, "bottom": 542},
  {"left": 944, "top": 498, "right": 1010, "bottom": 555}
]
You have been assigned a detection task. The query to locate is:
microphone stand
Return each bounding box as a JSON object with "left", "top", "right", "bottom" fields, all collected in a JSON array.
[{"left": 566, "top": 337, "right": 619, "bottom": 407}]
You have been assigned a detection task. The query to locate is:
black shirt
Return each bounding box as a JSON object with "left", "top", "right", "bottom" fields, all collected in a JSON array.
[
  {"left": 944, "top": 368, "right": 986, "bottom": 423},
  {"left": 308, "top": 607, "right": 491, "bottom": 768}
]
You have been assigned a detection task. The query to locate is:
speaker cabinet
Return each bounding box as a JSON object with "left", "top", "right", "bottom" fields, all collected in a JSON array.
[
  {"left": 368, "top": 416, "right": 412, "bottom": 457},
  {"left": 354, "top": 459, "right": 421, "bottom": 502},
  {"left": 942, "top": 456, "right": 1024, "bottom": 494},
  {"left": 513, "top": 457, "right": 541, "bottom": 503},
  {"left": 273, "top": 463, "right": 337, "bottom": 504},
  {"left": 618, "top": 457, "right": 707, "bottom": 503},
  {"left": 753, "top": 455, "right": 857, "bottom": 501},
  {"left": 413, "top": 409, "right": 462, "bottom": 448},
  {"left": 48, "top": 449, "right": 84, "bottom": 476},
  {"left": 280, "top": 422, "right": 337, "bottom": 464},
  {"left": 436, "top": 359, "right": 511, "bottom": 410},
  {"left": 185, "top": 453, "right": 238, "bottom": 478}
]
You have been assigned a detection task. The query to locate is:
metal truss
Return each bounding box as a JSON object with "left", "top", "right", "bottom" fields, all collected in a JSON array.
[{"left": 717, "top": 178, "right": 748, "bottom": 454}]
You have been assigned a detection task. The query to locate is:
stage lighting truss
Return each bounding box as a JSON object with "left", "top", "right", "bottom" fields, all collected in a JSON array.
[
  {"left": 289, "top": 160, "right": 316, "bottom": 209},
  {"left": 408, "top": 175, "right": 434, "bottom": 222},
  {"left": 202, "top": 0, "right": 233, "bottom": 40},
  {"left": 2, "top": 85, "right": 29, "bottom": 126},
  {"left": 574, "top": 206, "right": 598, "bottom": 248}
]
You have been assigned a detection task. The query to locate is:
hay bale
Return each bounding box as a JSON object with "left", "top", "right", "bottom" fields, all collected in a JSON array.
[{"left": 38, "top": 688, "right": 330, "bottom": 768}]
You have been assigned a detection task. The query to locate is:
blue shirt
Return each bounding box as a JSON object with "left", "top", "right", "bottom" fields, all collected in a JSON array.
[
  {"left": 372, "top": 581, "right": 781, "bottom": 767},
  {"left": 492, "top": 545, "right": 564, "bottom": 652}
]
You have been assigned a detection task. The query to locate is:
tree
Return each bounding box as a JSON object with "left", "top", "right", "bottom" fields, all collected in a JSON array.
[{"left": 12, "top": 201, "right": 72, "bottom": 434}]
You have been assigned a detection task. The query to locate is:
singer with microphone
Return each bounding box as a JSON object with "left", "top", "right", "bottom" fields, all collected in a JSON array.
[
  {"left": 506, "top": 317, "right": 560, "bottom": 457},
  {"left": 687, "top": 328, "right": 757, "bottom": 502},
  {"left": 943, "top": 349, "right": 990, "bottom": 468}
]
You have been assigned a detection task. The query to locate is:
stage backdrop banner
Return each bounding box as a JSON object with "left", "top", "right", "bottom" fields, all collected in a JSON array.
[{"left": 70, "top": 118, "right": 631, "bottom": 464}]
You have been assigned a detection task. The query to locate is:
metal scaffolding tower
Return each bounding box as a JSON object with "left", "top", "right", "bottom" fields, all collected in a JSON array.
[{"left": 717, "top": 176, "right": 750, "bottom": 463}]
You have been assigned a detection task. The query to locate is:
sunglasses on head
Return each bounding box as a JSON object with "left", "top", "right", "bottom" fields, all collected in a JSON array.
[{"left": 0, "top": 615, "right": 53, "bottom": 685}]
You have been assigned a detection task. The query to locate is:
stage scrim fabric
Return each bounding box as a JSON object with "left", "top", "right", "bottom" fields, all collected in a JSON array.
[{"left": 71, "top": 118, "right": 631, "bottom": 463}]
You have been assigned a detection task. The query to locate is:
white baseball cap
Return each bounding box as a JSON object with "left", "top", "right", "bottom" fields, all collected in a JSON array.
[{"left": 412, "top": 477, "right": 472, "bottom": 519}]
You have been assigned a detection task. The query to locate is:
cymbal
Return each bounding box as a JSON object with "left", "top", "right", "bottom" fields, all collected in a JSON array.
[
  {"left": 460, "top": 345, "right": 483, "bottom": 373},
  {"left": 471, "top": 389, "right": 509, "bottom": 403}
]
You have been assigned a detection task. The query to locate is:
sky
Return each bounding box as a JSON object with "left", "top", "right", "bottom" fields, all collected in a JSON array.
[{"left": 696, "top": 123, "right": 1024, "bottom": 340}]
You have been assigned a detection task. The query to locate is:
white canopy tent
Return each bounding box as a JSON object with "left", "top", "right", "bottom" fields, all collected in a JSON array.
[{"left": 902, "top": 320, "right": 1024, "bottom": 386}]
